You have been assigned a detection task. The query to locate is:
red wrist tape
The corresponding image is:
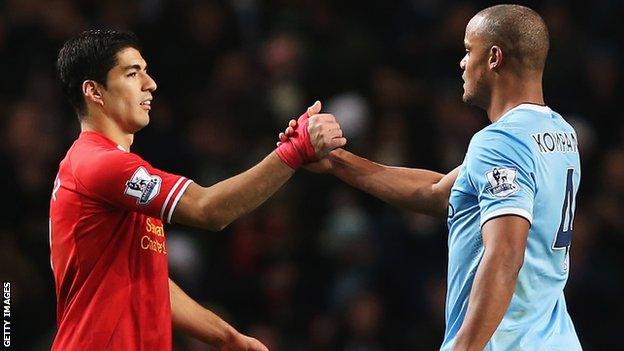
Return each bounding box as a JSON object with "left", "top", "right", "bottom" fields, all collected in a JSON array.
[{"left": 275, "top": 111, "right": 317, "bottom": 169}]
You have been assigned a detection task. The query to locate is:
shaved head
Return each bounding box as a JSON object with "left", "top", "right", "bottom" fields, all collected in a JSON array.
[{"left": 470, "top": 4, "right": 549, "bottom": 72}]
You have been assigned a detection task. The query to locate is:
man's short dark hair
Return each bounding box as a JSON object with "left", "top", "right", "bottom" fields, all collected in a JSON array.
[
  {"left": 476, "top": 4, "right": 549, "bottom": 72},
  {"left": 57, "top": 29, "right": 141, "bottom": 117}
]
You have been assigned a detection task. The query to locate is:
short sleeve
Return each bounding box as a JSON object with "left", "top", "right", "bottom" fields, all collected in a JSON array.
[
  {"left": 75, "top": 149, "right": 193, "bottom": 223},
  {"left": 465, "top": 128, "right": 536, "bottom": 227}
]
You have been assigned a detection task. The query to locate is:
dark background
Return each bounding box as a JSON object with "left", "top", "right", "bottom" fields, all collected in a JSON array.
[{"left": 1, "top": 0, "right": 622, "bottom": 350}]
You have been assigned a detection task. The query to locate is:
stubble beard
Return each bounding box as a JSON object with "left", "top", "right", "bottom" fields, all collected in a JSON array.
[{"left": 462, "top": 76, "right": 489, "bottom": 110}]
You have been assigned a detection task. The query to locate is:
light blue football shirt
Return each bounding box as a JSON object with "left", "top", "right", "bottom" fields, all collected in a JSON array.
[{"left": 442, "top": 104, "right": 582, "bottom": 351}]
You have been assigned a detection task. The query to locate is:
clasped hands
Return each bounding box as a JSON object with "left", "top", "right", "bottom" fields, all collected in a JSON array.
[{"left": 275, "top": 100, "right": 345, "bottom": 172}]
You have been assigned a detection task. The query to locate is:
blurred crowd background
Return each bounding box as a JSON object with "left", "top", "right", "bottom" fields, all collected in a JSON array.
[{"left": 1, "top": 0, "right": 623, "bottom": 350}]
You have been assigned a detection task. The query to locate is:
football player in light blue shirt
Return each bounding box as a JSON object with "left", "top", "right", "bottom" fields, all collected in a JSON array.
[
  {"left": 443, "top": 102, "right": 581, "bottom": 350},
  {"left": 280, "top": 3, "right": 582, "bottom": 350}
]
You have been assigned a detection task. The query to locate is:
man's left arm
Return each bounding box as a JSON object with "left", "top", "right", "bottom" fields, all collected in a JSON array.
[
  {"left": 169, "top": 279, "right": 268, "bottom": 351},
  {"left": 452, "top": 215, "right": 529, "bottom": 351}
]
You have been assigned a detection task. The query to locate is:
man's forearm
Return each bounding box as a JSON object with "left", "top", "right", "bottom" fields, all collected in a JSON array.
[
  {"left": 174, "top": 152, "right": 294, "bottom": 230},
  {"left": 201, "top": 152, "right": 293, "bottom": 227},
  {"left": 169, "top": 279, "right": 237, "bottom": 347},
  {"left": 329, "top": 148, "right": 457, "bottom": 216},
  {"left": 452, "top": 249, "right": 521, "bottom": 351}
]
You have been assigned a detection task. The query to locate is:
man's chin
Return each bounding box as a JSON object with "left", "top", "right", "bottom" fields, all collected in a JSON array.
[
  {"left": 462, "top": 93, "right": 483, "bottom": 108},
  {"left": 130, "top": 116, "right": 150, "bottom": 133}
]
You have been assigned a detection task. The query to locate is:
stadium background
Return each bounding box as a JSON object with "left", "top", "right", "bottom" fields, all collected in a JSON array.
[{"left": 1, "top": 0, "right": 623, "bottom": 350}]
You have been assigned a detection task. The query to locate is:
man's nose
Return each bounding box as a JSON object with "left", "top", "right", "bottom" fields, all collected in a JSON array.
[{"left": 144, "top": 74, "right": 157, "bottom": 92}]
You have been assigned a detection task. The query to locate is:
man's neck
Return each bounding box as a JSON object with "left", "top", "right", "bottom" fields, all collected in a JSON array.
[
  {"left": 486, "top": 74, "right": 545, "bottom": 123},
  {"left": 81, "top": 114, "right": 134, "bottom": 151}
]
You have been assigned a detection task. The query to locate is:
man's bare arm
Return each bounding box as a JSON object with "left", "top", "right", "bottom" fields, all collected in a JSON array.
[
  {"left": 327, "top": 148, "right": 460, "bottom": 217},
  {"left": 172, "top": 102, "right": 346, "bottom": 231},
  {"left": 169, "top": 278, "right": 268, "bottom": 351},
  {"left": 452, "top": 215, "right": 529, "bottom": 351},
  {"left": 277, "top": 117, "right": 458, "bottom": 216},
  {"left": 172, "top": 152, "right": 293, "bottom": 231}
]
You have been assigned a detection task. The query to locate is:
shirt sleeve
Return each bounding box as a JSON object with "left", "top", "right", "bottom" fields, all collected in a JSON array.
[
  {"left": 465, "top": 128, "right": 536, "bottom": 227},
  {"left": 75, "top": 149, "right": 193, "bottom": 223}
]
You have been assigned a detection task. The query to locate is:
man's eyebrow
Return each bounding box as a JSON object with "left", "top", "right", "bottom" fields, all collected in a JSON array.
[{"left": 122, "top": 64, "right": 146, "bottom": 71}]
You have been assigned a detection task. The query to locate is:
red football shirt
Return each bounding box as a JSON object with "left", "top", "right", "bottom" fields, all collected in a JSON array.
[{"left": 49, "top": 131, "right": 192, "bottom": 350}]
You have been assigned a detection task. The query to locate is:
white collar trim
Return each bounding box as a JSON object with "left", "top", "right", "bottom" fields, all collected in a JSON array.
[
  {"left": 496, "top": 103, "right": 551, "bottom": 123},
  {"left": 513, "top": 103, "right": 551, "bottom": 113}
]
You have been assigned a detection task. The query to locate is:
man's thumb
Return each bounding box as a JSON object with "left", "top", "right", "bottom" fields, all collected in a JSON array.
[{"left": 307, "top": 100, "right": 321, "bottom": 116}]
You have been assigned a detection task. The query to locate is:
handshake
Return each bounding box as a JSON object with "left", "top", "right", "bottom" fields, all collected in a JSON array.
[{"left": 275, "top": 100, "right": 346, "bottom": 170}]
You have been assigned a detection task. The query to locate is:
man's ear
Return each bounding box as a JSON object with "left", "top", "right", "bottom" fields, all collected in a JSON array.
[
  {"left": 489, "top": 45, "right": 503, "bottom": 70},
  {"left": 82, "top": 80, "right": 104, "bottom": 107}
]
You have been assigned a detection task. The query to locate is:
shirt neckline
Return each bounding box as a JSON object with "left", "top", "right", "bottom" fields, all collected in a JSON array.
[
  {"left": 495, "top": 103, "right": 551, "bottom": 124},
  {"left": 80, "top": 131, "right": 128, "bottom": 152}
]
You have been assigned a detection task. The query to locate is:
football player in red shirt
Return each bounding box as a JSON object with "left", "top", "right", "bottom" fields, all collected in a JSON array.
[{"left": 49, "top": 30, "right": 346, "bottom": 351}]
